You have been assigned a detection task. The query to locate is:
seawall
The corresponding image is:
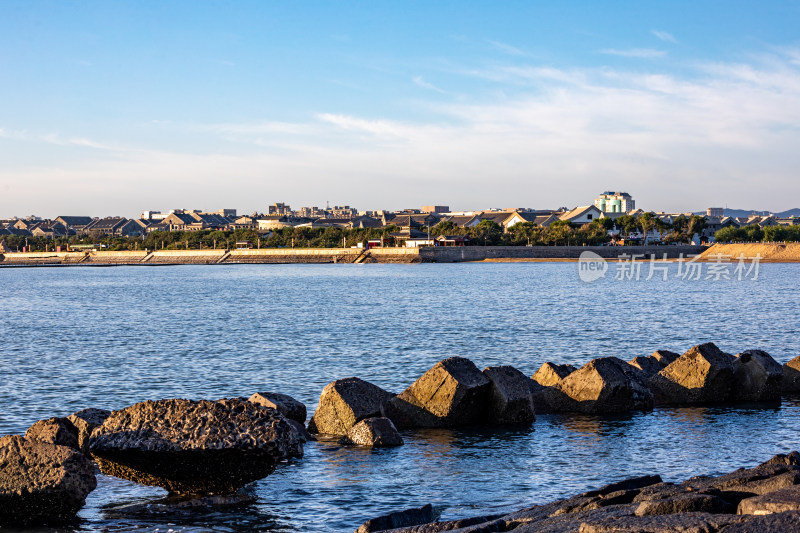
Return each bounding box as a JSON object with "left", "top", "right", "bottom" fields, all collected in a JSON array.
[{"left": 0, "top": 245, "right": 709, "bottom": 266}]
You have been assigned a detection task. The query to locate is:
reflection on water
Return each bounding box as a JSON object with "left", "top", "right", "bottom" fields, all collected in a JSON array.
[{"left": 2, "top": 264, "right": 800, "bottom": 531}]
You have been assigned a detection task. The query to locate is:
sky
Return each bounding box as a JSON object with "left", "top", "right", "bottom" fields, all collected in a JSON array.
[{"left": 1, "top": 1, "right": 800, "bottom": 218}]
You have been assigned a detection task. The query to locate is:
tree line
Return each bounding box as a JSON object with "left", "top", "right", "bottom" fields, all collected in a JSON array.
[
  {"left": 2, "top": 213, "right": 713, "bottom": 252},
  {"left": 715, "top": 224, "right": 800, "bottom": 243}
]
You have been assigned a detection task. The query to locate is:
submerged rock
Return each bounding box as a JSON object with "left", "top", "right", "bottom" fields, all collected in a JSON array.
[
  {"left": 344, "top": 417, "right": 403, "bottom": 447},
  {"left": 89, "top": 398, "right": 304, "bottom": 494},
  {"left": 382, "top": 357, "right": 492, "bottom": 429},
  {"left": 548, "top": 357, "right": 653, "bottom": 414},
  {"left": 649, "top": 342, "right": 736, "bottom": 405},
  {"left": 68, "top": 408, "right": 111, "bottom": 454},
  {"left": 25, "top": 417, "right": 79, "bottom": 450},
  {"left": 731, "top": 350, "right": 783, "bottom": 402},
  {"left": 0, "top": 435, "right": 97, "bottom": 525},
  {"left": 307, "top": 378, "right": 394, "bottom": 436},
  {"left": 482, "top": 365, "right": 536, "bottom": 424},
  {"left": 248, "top": 392, "right": 307, "bottom": 423},
  {"left": 532, "top": 362, "right": 576, "bottom": 387}
]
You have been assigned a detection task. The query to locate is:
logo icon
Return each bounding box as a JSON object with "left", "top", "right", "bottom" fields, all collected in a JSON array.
[{"left": 578, "top": 251, "right": 608, "bottom": 283}]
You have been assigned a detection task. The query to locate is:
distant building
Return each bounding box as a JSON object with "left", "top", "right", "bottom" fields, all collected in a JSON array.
[
  {"left": 268, "top": 203, "right": 292, "bottom": 215},
  {"left": 559, "top": 205, "right": 603, "bottom": 224},
  {"left": 707, "top": 207, "right": 724, "bottom": 217},
  {"left": 421, "top": 205, "right": 450, "bottom": 214},
  {"left": 595, "top": 192, "right": 635, "bottom": 213}
]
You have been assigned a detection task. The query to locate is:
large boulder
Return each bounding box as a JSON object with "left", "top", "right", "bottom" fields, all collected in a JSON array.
[
  {"left": 356, "top": 503, "right": 438, "bottom": 533},
  {"left": 738, "top": 484, "right": 800, "bottom": 514},
  {"left": 25, "top": 417, "right": 79, "bottom": 450},
  {"left": 782, "top": 356, "right": 800, "bottom": 393},
  {"left": 89, "top": 398, "right": 304, "bottom": 494},
  {"left": 532, "top": 362, "right": 576, "bottom": 387},
  {"left": 248, "top": 392, "right": 307, "bottom": 423},
  {"left": 629, "top": 350, "right": 679, "bottom": 378},
  {"left": 344, "top": 417, "right": 403, "bottom": 447},
  {"left": 307, "top": 378, "right": 394, "bottom": 436},
  {"left": 0, "top": 435, "right": 97, "bottom": 525},
  {"left": 381, "top": 357, "right": 492, "bottom": 429},
  {"left": 648, "top": 343, "right": 736, "bottom": 405},
  {"left": 482, "top": 366, "right": 535, "bottom": 424},
  {"left": 731, "top": 350, "right": 783, "bottom": 402},
  {"left": 67, "top": 408, "right": 110, "bottom": 453},
  {"left": 548, "top": 357, "right": 653, "bottom": 414}
]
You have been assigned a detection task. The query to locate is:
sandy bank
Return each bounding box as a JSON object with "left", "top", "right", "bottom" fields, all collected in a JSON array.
[{"left": 698, "top": 243, "right": 800, "bottom": 262}]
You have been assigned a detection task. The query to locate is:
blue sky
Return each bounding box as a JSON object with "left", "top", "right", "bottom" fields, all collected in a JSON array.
[{"left": 2, "top": 1, "right": 800, "bottom": 217}]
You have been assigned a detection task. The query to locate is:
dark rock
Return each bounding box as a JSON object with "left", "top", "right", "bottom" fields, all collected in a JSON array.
[
  {"left": 651, "top": 350, "right": 680, "bottom": 366},
  {"left": 731, "top": 350, "right": 783, "bottom": 402},
  {"left": 345, "top": 417, "right": 403, "bottom": 447},
  {"left": 482, "top": 366, "right": 536, "bottom": 424},
  {"left": 67, "top": 408, "right": 110, "bottom": 454},
  {"left": 509, "top": 504, "right": 636, "bottom": 533},
  {"left": 717, "top": 511, "right": 800, "bottom": 532},
  {"left": 355, "top": 503, "right": 438, "bottom": 532},
  {"left": 761, "top": 451, "right": 800, "bottom": 467},
  {"left": 105, "top": 489, "right": 256, "bottom": 517},
  {"left": 738, "top": 485, "right": 800, "bottom": 514},
  {"left": 649, "top": 342, "right": 736, "bottom": 405},
  {"left": 579, "top": 512, "right": 746, "bottom": 533},
  {"left": 25, "top": 417, "right": 79, "bottom": 450},
  {"left": 382, "top": 515, "right": 505, "bottom": 532},
  {"left": 528, "top": 380, "right": 558, "bottom": 414},
  {"left": 582, "top": 475, "right": 663, "bottom": 498},
  {"left": 548, "top": 357, "right": 653, "bottom": 414},
  {"left": 782, "top": 356, "right": 800, "bottom": 393},
  {"left": 634, "top": 493, "right": 732, "bottom": 515},
  {"left": 308, "top": 378, "right": 394, "bottom": 435},
  {"left": 248, "top": 392, "right": 307, "bottom": 423},
  {"left": 532, "top": 362, "right": 576, "bottom": 387},
  {"left": 628, "top": 356, "right": 664, "bottom": 378},
  {"left": 287, "top": 419, "right": 316, "bottom": 442},
  {"left": 382, "top": 357, "right": 492, "bottom": 429},
  {"left": 89, "top": 398, "right": 304, "bottom": 494},
  {"left": 0, "top": 435, "right": 97, "bottom": 525},
  {"left": 687, "top": 463, "right": 800, "bottom": 505}
]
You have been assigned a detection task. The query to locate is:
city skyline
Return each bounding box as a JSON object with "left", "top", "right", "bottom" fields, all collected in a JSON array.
[{"left": 2, "top": 1, "right": 800, "bottom": 216}]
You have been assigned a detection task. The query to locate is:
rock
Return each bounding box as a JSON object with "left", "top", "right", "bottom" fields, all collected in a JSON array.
[
  {"left": 0, "top": 435, "right": 97, "bottom": 525},
  {"left": 345, "top": 417, "right": 403, "bottom": 447},
  {"left": 25, "top": 417, "right": 79, "bottom": 450},
  {"left": 651, "top": 350, "right": 680, "bottom": 366},
  {"left": 738, "top": 485, "right": 800, "bottom": 514},
  {"left": 782, "top": 356, "right": 800, "bottom": 393},
  {"left": 287, "top": 419, "right": 316, "bottom": 442},
  {"left": 67, "top": 408, "right": 111, "bottom": 453},
  {"left": 548, "top": 357, "right": 653, "bottom": 414},
  {"left": 482, "top": 366, "right": 536, "bottom": 424},
  {"left": 308, "top": 378, "right": 394, "bottom": 436},
  {"left": 731, "top": 350, "right": 783, "bottom": 402},
  {"left": 89, "top": 398, "right": 304, "bottom": 494},
  {"left": 532, "top": 362, "right": 576, "bottom": 387},
  {"left": 106, "top": 489, "right": 256, "bottom": 517},
  {"left": 382, "top": 357, "right": 492, "bottom": 429},
  {"left": 248, "top": 392, "right": 307, "bottom": 423},
  {"left": 579, "top": 512, "right": 746, "bottom": 533},
  {"left": 355, "top": 503, "right": 438, "bottom": 533},
  {"left": 762, "top": 451, "right": 800, "bottom": 467},
  {"left": 528, "top": 380, "right": 558, "bottom": 414},
  {"left": 379, "top": 515, "right": 503, "bottom": 533},
  {"left": 634, "top": 493, "right": 732, "bottom": 515},
  {"left": 628, "top": 356, "right": 664, "bottom": 378},
  {"left": 582, "top": 475, "right": 663, "bottom": 497},
  {"left": 687, "top": 463, "right": 800, "bottom": 505},
  {"left": 648, "top": 342, "right": 736, "bottom": 405},
  {"left": 717, "top": 511, "right": 800, "bottom": 532}
]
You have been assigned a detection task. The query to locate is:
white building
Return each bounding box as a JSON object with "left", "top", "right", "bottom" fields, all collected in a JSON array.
[{"left": 594, "top": 192, "right": 635, "bottom": 213}]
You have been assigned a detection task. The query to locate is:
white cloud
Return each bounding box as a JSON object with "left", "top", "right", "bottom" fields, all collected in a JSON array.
[
  {"left": 486, "top": 39, "right": 525, "bottom": 56},
  {"left": 3, "top": 48, "right": 800, "bottom": 215},
  {"left": 599, "top": 48, "right": 667, "bottom": 58},
  {"left": 412, "top": 75, "right": 446, "bottom": 94},
  {"left": 652, "top": 30, "right": 677, "bottom": 43}
]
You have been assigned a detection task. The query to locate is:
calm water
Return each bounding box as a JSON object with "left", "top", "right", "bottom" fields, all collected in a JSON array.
[{"left": 1, "top": 262, "right": 799, "bottom": 532}]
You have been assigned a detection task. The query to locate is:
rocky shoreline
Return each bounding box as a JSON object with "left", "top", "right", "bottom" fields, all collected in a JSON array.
[{"left": 3, "top": 342, "right": 800, "bottom": 530}]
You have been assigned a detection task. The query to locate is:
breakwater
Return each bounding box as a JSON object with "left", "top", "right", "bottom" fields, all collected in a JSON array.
[{"left": 0, "top": 245, "right": 706, "bottom": 266}]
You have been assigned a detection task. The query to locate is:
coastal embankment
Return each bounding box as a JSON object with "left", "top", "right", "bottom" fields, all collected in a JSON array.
[
  {"left": 698, "top": 242, "right": 800, "bottom": 262},
  {"left": 0, "top": 245, "right": 706, "bottom": 266}
]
